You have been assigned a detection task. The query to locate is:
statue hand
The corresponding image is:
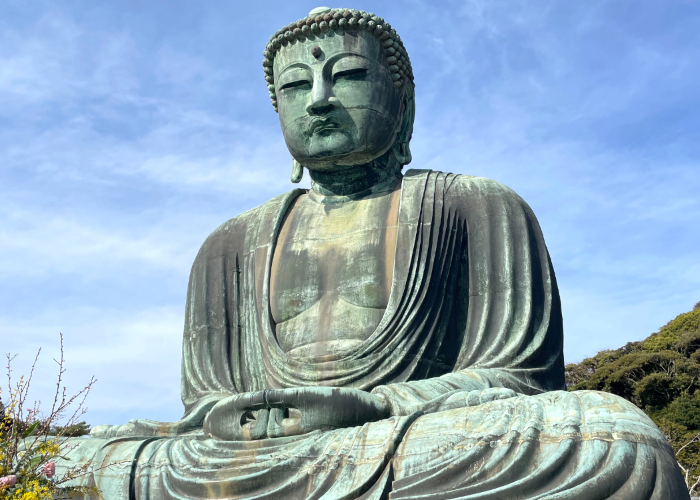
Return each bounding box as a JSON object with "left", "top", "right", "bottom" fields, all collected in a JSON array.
[
  {"left": 202, "top": 393, "right": 271, "bottom": 441},
  {"left": 203, "top": 387, "right": 391, "bottom": 441},
  {"left": 265, "top": 387, "right": 391, "bottom": 438}
]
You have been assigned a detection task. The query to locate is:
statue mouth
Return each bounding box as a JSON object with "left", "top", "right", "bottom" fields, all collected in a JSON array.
[{"left": 309, "top": 118, "right": 341, "bottom": 135}]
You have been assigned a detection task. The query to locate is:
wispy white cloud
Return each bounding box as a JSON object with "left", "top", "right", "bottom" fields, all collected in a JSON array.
[
  {"left": 0, "top": 208, "right": 189, "bottom": 278},
  {"left": 1, "top": 306, "right": 184, "bottom": 425}
]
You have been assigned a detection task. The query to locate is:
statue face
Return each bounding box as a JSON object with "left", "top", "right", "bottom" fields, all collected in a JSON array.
[{"left": 274, "top": 30, "right": 402, "bottom": 171}]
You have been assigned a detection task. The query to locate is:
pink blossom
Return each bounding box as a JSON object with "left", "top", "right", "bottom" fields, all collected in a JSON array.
[
  {"left": 0, "top": 475, "right": 17, "bottom": 487},
  {"left": 43, "top": 462, "right": 56, "bottom": 478}
]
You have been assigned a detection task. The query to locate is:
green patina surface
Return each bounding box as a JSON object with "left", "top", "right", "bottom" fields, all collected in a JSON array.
[{"left": 57, "top": 6, "right": 690, "bottom": 500}]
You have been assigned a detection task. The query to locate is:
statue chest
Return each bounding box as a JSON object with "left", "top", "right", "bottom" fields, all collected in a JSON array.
[{"left": 269, "top": 187, "right": 400, "bottom": 360}]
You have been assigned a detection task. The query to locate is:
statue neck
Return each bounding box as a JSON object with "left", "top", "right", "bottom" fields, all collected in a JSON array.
[{"left": 309, "top": 152, "right": 402, "bottom": 197}]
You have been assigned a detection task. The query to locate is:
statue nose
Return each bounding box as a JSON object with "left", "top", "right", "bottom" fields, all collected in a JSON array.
[
  {"left": 306, "top": 96, "right": 339, "bottom": 115},
  {"left": 307, "top": 101, "right": 334, "bottom": 115},
  {"left": 306, "top": 81, "right": 339, "bottom": 115}
]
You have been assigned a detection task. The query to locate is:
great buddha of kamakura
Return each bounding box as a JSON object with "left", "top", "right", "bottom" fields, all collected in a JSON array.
[{"left": 61, "top": 7, "right": 689, "bottom": 500}]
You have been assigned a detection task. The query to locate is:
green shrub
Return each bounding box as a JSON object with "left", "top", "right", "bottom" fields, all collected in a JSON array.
[
  {"left": 635, "top": 372, "right": 675, "bottom": 408},
  {"left": 643, "top": 308, "right": 700, "bottom": 352},
  {"left": 663, "top": 393, "right": 700, "bottom": 431},
  {"left": 565, "top": 302, "right": 700, "bottom": 495}
]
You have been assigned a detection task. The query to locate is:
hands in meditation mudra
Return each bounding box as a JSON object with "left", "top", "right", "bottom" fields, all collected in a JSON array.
[
  {"left": 203, "top": 387, "right": 392, "bottom": 440},
  {"left": 201, "top": 387, "right": 518, "bottom": 441},
  {"left": 62, "top": 7, "right": 689, "bottom": 500}
]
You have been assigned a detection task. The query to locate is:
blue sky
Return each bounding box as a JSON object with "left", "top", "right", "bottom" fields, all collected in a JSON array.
[{"left": 1, "top": 0, "right": 699, "bottom": 426}]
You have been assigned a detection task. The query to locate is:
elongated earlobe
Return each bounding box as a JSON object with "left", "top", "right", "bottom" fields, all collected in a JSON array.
[
  {"left": 291, "top": 159, "right": 304, "bottom": 183},
  {"left": 393, "top": 140, "right": 412, "bottom": 166},
  {"left": 392, "top": 90, "right": 415, "bottom": 167}
]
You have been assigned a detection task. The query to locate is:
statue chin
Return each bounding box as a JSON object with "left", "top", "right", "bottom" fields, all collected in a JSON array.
[
  {"left": 52, "top": 6, "right": 690, "bottom": 500},
  {"left": 306, "top": 128, "right": 352, "bottom": 155},
  {"left": 293, "top": 136, "right": 395, "bottom": 173}
]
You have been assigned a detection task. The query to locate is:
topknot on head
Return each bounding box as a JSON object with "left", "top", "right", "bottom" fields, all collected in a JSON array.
[
  {"left": 309, "top": 6, "right": 331, "bottom": 17},
  {"left": 262, "top": 7, "right": 414, "bottom": 113}
]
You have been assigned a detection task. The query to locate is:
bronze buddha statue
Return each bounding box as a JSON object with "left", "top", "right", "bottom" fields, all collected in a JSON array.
[{"left": 60, "top": 7, "right": 689, "bottom": 500}]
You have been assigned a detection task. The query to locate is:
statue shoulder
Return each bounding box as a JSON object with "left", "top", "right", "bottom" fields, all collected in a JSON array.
[
  {"left": 455, "top": 175, "right": 530, "bottom": 207},
  {"left": 404, "top": 169, "right": 533, "bottom": 216},
  {"left": 194, "top": 191, "right": 300, "bottom": 263}
]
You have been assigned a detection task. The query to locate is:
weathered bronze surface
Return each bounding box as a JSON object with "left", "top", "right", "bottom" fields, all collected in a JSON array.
[{"left": 58, "top": 7, "right": 690, "bottom": 500}]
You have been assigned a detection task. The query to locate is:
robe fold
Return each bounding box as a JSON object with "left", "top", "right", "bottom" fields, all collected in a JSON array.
[{"left": 60, "top": 170, "right": 689, "bottom": 500}]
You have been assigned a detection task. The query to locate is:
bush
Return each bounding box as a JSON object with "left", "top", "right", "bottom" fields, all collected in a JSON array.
[
  {"left": 50, "top": 422, "right": 90, "bottom": 438},
  {"left": 566, "top": 302, "right": 700, "bottom": 495},
  {"left": 635, "top": 372, "right": 675, "bottom": 408},
  {"left": 0, "top": 335, "right": 99, "bottom": 500},
  {"left": 663, "top": 394, "right": 700, "bottom": 431},
  {"left": 643, "top": 307, "right": 700, "bottom": 352}
]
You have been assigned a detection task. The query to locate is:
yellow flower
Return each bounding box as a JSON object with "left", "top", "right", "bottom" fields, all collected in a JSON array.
[{"left": 6, "top": 479, "right": 53, "bottom": 500}]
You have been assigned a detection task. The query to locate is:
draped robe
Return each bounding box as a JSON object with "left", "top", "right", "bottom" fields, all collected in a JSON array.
[{"left": 61, "top": 170, "right": 689, "bottom": 500}]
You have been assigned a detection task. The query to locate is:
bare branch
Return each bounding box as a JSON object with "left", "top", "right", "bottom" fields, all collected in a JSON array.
[
  {"left": 2, "top": 334, "right": 100, "bottom": 498},
  {"left": 676, "top": 432, "right": 700, "bottom": 457},
  {"left": 49, "top": 333, "right": 67, "bottom": 421},
  {"left": 690, "top": 474, "right": 700, "bottom": 496}
]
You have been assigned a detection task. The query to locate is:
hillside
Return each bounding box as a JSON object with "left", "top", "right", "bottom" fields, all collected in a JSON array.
[{"left": 566, "top": 302, "right": 700, "bottom": 495}]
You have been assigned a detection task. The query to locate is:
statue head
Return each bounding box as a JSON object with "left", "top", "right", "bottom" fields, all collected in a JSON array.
[{"left": 262, "top": 8, "right": 415, "bottom": 183}]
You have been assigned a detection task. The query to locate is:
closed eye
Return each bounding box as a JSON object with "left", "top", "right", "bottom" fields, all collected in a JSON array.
[
  {"left": 280, "top": 80, "right": 312, "bottom": 90},
  {"left": 333, "top": 68, "right": 368, "bottom": 82}
]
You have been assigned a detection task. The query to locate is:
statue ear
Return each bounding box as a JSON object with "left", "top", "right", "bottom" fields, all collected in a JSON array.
[
  {"left": 291, "top": 159, "right": 304, "bottom": 183},
  {"left": 393, "top": 87, "right": 415, "bottom": 166}
]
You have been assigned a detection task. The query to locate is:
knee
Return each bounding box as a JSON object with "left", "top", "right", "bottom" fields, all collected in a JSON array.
[
  {"left": 567, "top": 390, "right": 666, "bottom": 440},
  {"left": 572, "top": 390, "right": 651, "bottom": 419}
]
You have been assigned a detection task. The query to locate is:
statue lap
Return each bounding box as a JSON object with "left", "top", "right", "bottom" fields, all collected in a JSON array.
[
  {"left": 59, "top": 390, "right": 686, "bottom": 500},
  {"left": 392, "top": 390, "right": 686, "bottom": 499}
]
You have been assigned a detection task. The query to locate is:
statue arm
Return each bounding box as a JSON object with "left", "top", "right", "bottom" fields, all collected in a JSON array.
[
  {"left": 180, "top": 215, "right": 258, "bottom": 415},
  {"left": 92, "top": 216, "right": 255, "bottom": 439},
  {"left": 370, "top": 369, "right": 534, "bottom": 416},
  {"left": 372, "top": 175, "right": 565, "bottom": 416},
  {"left": 89, "top": 395, "right": 224, "bottom": 439}
]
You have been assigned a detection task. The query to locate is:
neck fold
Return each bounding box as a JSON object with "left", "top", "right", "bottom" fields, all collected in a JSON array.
[{"left": 309, "top": 150, "right": 402, "bottom": 197}]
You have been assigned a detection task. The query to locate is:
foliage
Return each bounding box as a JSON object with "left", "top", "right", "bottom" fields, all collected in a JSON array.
[
  {"left": 643, "top": 307, "right": 700, "bottom": 352},
  {"left": 565, "top": 303, "right": 700, "bottom": 496},
  {"left": 49, "top": 423, "right": 91, "bottom": 438},
  {"left": 0, "top": 335, "right": 99, "bottom": 500}
]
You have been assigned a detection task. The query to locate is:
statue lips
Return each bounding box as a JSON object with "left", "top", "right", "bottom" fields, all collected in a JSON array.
[{"left": 308, "top": 117, "right": 341, "bottom": 135}]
